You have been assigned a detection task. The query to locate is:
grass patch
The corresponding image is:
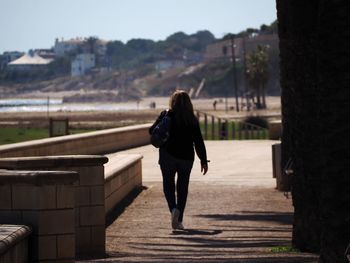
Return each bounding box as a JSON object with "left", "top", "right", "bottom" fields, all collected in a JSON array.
[
  {"left": 199, "top": 121, "right": 268, "bottom": 140},
  {"left": 0, "top": 127, "right": 94, "bottom": 145},
  {"left": 270, "top": 246, "right": 300, "bottom": 253}
]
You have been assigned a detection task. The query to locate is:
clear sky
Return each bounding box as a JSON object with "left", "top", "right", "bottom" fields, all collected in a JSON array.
[{"left": 0, "top": 0, "right": 277, "bottom": 53}]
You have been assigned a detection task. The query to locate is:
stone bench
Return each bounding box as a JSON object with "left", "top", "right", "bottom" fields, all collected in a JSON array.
[
  {"left": 104, "top": 153, "right": 143, "bottom": 215},
  {"left": 0, "top": 224, "right": 32, "bottom": 263}
]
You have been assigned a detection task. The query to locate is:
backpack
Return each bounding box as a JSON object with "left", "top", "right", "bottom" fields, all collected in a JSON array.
[{"left": 150, "top": 110, "right": 171, "bottom": 148}]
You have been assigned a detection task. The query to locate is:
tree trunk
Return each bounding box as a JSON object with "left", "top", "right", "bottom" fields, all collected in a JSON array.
[
  {"left": 277, "top": 0, "right": 350, "bottom": 261},
  {"left": 256, "top": 82, "right": 262, "bottom": 109},
  {"left": 262, "top": 83, "right": 266, "bottom": 109},
  {"left": 317, "top": 1, "right": 350, "bottom": 262}
]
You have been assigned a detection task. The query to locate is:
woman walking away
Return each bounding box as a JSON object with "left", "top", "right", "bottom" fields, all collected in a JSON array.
[{"left": 149, "top": 90, "right": 208, "bottom": 230}]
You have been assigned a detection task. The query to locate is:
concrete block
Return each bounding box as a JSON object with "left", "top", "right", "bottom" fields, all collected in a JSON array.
[
  {"left": 91, "top": 226, "right": 106, "bottom": 255},
  {"left": 0, "top": 185, "right": 11, "bottom": 209},
  {"left": 38, "top": 235, "right": 57, "bottom": 260},
  {"left": 12, "top": 185, "right": 56, "bottom": 210},
  {"left": 57, "top": 234, "right": 75, "bottom": 259},
  {"left": 75, "top": 186, "right": 90, "bottom": 206},
  {"left": 21, "top": 211, "right": 39, "bottom": 233},
  {"left": 75, "top": 207, "right": 80, "bottom": 227},
  {"left": 91, "top": 226, "right": 105, "bottom": 249},
  {"left": 90, "top": 185, "right": 104, "bottom": 205},
  {"left": 39, "top": 210, "right": 75, "bottom": 235},
  {"left": 76, "top": 227, "right": 91, "bottom": 253},
  {"left": 110, "top": 175, "right": 121, "bottom": 190},
  {"left": 104, "top": 181, "right": 111, "bottom": 199},
  {"left": 78, "top": 166, "right": 104, "bottom": 186},
  {"left": 57, "top": 185, "right": 74, "bottom": 209},
  {"left": 11, "top": 185, "right": 38, "bottom": 210},
  {"left": 79, "top": 206, "right": 104, "bottom": 226}
]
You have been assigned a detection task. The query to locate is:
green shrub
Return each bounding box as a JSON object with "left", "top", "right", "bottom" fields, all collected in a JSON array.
[{"left": 244, "top": 116, "right": 268, "bottom": 128}]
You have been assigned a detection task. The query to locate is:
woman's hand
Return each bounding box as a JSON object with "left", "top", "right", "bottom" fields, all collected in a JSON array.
[{"left": 201, "top": 163, "right": 208, "bottom": 175}]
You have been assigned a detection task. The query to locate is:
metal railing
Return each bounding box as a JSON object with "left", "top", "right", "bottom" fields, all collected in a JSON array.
[{"left": 196, "top": 111, "right": 268, "bottom": 140}]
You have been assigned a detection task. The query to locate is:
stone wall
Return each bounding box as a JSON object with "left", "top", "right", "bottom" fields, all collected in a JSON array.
[
  {"left": 277, "top": 0, "right": 350, "bottom": 262},
  {"left": 0, "top": 123, "right": 151, "bottom": 158},
  {"left": 0, "top": 155, "right": 108, "bottom": 258},
  {"left": 104, "top": 154, "right": 143, "bottom": 215},
  {"left": 0, "top": 170, "right": 78, "bottom": 263}
]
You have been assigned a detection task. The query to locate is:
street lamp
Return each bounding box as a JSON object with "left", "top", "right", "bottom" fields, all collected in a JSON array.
[{"left": 222, "top": 34, "right": 240, "bottom": 112}]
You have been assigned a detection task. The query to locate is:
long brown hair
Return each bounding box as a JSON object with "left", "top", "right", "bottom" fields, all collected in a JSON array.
[{"left": 169, "top": 90, "right": 196, "bottom": 126}]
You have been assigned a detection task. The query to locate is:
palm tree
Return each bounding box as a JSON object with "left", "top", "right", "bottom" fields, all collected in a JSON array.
[{"left": 246, "top": 45, "right": 269, "bottom": 109}]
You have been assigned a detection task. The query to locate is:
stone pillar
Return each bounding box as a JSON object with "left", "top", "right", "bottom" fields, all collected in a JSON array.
[
  {"left": 0, "top": 169, "right": 78, "bottom": 263},
  {"left": 0, "top": 155, "right": 108, "bottom": 258}
]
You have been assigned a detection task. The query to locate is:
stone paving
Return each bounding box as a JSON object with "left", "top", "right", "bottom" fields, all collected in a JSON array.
[{"left": 78, "top": 141, "right": 318, "bottom": 263}]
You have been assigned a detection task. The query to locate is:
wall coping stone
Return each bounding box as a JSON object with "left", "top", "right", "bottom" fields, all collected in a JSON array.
[
  {"left": 104, "top": 154, "right": 143, "bottom": 182},
  {"left": 0, "top": 123, "right": 151, "bottom": 155},
  {"left": 0, "top": 155, "right": 108, "bottom": 169},
  {"left": 0, "top": 224, "right": 32, "bottom": 255},
  {"left": 0, "top": 169, "right": 79, "bottom": 185}
]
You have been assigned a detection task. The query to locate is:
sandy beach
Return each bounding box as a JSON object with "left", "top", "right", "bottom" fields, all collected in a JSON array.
[{"left": 0, "top": 96, "right": 281, "bottom": 129}]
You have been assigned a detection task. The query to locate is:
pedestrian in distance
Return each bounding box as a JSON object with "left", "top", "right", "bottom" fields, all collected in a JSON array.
[{"left": 149, "top": 90, "right": 209, "bottom": 230}]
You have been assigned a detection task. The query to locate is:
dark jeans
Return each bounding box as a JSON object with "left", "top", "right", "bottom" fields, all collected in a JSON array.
[{"left": 159, "top": 148, "right": 193, "bottom": 222}]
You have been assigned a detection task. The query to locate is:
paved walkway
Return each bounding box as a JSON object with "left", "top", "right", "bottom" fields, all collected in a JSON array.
[{"left": 79, "top": 141, "right": 318, "bottom": 262}]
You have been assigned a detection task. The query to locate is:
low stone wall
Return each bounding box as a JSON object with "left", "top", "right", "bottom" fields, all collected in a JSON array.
[
  {"left": 0, "top": 225, "right": 32, "bottom": 263},
  {"left": 104, "top": 154, "right": 143, "bottom": 215},
  {"left": 0, "top": 155, "right": 108, "bottom": 258},
  {"left": 0, "top": 123, "right": 151, "bottom": 158},
  {"left": 0, "top": 153, "right": 144, "bottom": 260},
  {"left": 0, "top": 169, "right": 78, "bottom": 263}
]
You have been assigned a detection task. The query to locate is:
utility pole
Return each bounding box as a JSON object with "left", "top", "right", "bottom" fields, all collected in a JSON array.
[
  {"left": 230, "top": 34, "right": 239, "bottom": 112},
  {"left": 242, "top": 36, "right": 249, "bottom": 111}
]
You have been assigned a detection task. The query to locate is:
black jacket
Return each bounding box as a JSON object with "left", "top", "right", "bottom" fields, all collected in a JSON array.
[{"left": 149, "top": 110, "right": 208, "bottom": 165}]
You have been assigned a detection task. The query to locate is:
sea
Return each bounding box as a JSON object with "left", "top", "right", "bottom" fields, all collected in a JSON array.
[{"left": 0, "top": 98, "right": 145, "bottom": 112}]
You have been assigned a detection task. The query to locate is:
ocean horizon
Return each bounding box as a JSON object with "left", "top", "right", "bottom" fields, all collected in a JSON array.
[{"left": 0, "top": 98, "right": 145, "bottom": 112}]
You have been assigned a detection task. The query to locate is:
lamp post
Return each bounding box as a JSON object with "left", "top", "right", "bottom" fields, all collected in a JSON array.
[
  {"left": 222, "top": 45, "right": 229, "bottom": 112},
  {"left": 230, "top": 34, "right": 239, "bottom": 112}
]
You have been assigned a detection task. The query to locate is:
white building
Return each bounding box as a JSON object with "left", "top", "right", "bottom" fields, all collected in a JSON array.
[
  {"left": 71, "top": 53, "right": 95, "bottom": 76},
  {"left": 7, "top": 53, "right": 53, "bottom": 71},
  {"left": 155, "top": 60, "right": 186, "bottom": 71},
  {"left": 54, "top": 37, "right": 84, "bottom": 57}
]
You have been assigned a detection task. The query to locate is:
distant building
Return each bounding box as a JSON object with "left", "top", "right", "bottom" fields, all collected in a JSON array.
[
  {"left": 33, "top": 49, "right": 55, "bottom": 59},
  {"left": 54, "top": 37, "right": 84, "bottom": 57},
  {"left": 71, "top": 53, "right": 95, "bottom": 76},
  {"left": 0, "top": 51, "right": 25, "bottom": 69},
  {"left": 3, "top": 51, "right": 24, "bottom": 63},
  {"left": 54, "top": 37, "right": 107, "bottom": 62},
  {"left": 155, "top": 59, "right": 186, "bottom": 71},
  {"left": 7, "top": 53, "right": 53, "bottom": 71}
]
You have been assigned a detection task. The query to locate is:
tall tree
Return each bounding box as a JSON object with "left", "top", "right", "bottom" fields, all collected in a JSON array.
[
  {"left": 277, "top": 0, "right": 350, "bottom": 262},
  {"left": 246, "top": 45, "right": 269, "bottom": 109}
]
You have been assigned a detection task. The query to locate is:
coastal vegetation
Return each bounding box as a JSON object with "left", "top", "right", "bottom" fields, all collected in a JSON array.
[{"left": 0, "top": 21, "right": 279, "bottom": 104}]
